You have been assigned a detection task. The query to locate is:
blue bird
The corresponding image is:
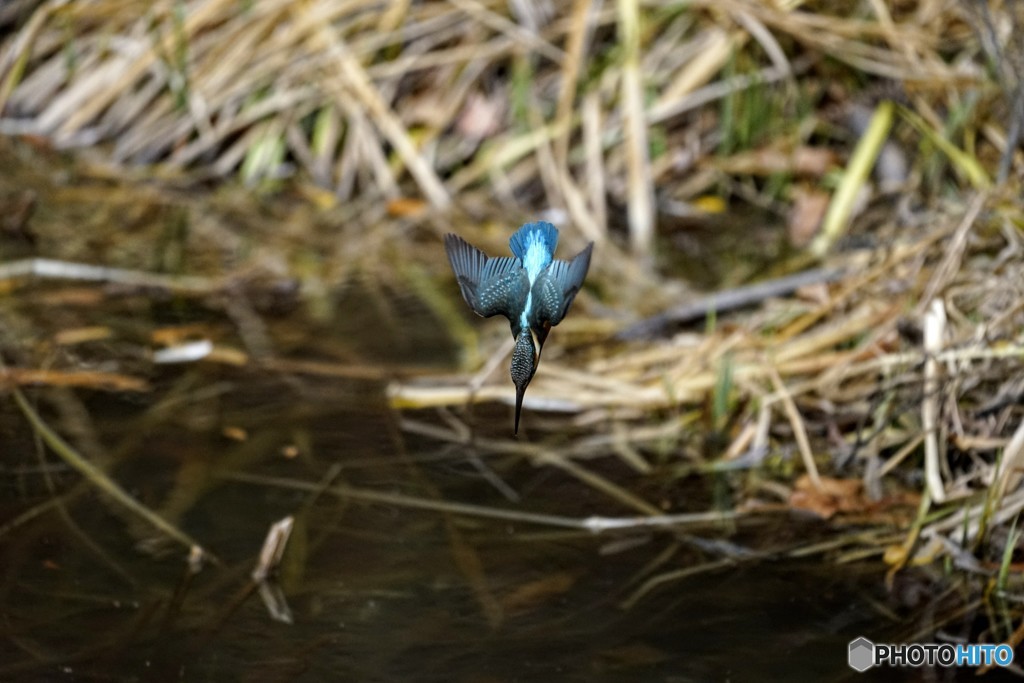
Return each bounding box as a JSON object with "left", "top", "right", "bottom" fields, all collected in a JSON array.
[{"left": 445, "top": 221, "right": 593, "bottom": 434}]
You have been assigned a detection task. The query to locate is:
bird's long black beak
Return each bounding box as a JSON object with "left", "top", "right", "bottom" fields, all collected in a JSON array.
[{"left": 514, "top": 384, "right": 525, "bottom": 435}]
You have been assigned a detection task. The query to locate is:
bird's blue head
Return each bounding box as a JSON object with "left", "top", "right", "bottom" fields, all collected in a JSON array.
[{"left": 510, "top": 328, "right": 538, "bottom": 434}]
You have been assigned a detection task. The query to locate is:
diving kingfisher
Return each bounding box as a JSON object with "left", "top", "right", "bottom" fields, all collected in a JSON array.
[{"left": 444, "top": 221, "right": 593, "bottom": 434}]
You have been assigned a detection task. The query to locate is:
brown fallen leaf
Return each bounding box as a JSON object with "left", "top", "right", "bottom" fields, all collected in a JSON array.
[
  {"left": 386, "top": 197, "right": 429, "bottom": 218},
  {"left": 788, "top": 185, "right": 830, "bottom": 247},
  {"left": 788, "top": 474, "right": 863, "bottom": 519}
]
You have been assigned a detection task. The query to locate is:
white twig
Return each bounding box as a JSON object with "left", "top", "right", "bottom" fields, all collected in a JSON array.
[{"left": 923, "top": 299, "right": 947, "bottom": 502}]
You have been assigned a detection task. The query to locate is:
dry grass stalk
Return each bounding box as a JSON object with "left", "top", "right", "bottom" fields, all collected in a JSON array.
[
  {"left": 617, "top": 0, "right": 654, "bottom": 253},
  {"left": 1, "top": 0, "right": 1017, "bottom": 257}
]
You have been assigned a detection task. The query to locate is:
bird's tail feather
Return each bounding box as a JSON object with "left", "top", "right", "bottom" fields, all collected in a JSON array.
[{"left": 509, "top": 221, "right": 558, "bottom": 261}]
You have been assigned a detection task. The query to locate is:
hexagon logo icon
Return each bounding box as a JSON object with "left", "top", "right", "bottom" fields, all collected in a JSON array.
[{"left": 849, "top": 637, "right": 874, "bottom": 672}]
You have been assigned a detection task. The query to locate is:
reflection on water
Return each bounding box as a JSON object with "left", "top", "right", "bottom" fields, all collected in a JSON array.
[
  {"left": 0, "top": 469, "right": 918, "bottom": 681},
  {"left": 0, "top": 285, "right": 988, "bottom": 683}
]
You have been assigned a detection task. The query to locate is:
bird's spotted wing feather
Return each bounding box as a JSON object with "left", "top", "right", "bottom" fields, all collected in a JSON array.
[
  {"left": 530, "top": 241, "right": 593, "bottom": 328},
  {"left": 445, "top": 233, "right": 527, "bottom": 320}
]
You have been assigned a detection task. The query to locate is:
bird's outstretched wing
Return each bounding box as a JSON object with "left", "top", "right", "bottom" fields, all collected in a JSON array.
[
  {"left": 445, "top": 233, "right": 528, "bottom": 320},
  {"left": 530, "top": 241, "right": 593, "bottom": 328}
]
